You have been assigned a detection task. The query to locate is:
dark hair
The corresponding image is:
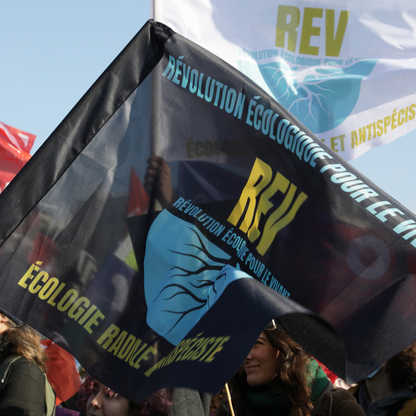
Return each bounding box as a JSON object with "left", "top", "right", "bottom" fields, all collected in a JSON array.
[
  {"left": 0, "top": 313, "right": 48, "bottom": 373},
  {"left": 386, "top": 342, "right": 416, "bottom": 391},
  {"left": 210, "top": 387, "right": 226, "bottom": 414},
  {"left": 224, "top": 330, "right": 313, "bottom": 416},
  {"left": 77, "top": 374, "right": 172, "bottom": 416}
]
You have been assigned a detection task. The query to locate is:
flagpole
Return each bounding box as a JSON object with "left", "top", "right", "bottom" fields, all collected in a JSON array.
[{"left": 225, "top": 383, "right": 236, "bottom": 416}]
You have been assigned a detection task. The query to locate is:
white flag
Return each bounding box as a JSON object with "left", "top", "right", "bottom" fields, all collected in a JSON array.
[{"left": 152, "top": 0, "right": 416, "bottom": 161}]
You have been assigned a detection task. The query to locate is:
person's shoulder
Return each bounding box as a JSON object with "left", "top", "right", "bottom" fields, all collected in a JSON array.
[
  {"left": 0, "top": 355, "right": 48, "bottom": 415},
  {"left": 330, "top": 387, "right": 360, "bottom": 401},
  {"left": 313, "top": 388, "right": 365, "bottom": 416},
  {"left": 6, "top": 356, "right": 45, "bottom": 386},
  {"left": 328, "top": 388, "right": 366, "bottom": 416},
  {"left": 9, "top": 356, "right": 43, "bottom": 373}
]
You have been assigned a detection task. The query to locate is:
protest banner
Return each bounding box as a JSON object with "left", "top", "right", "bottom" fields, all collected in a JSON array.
[
  {"left": 153, "top": 0, "right": 416, "bottom": 161},
  {"left": 0, "top": 20, "right": 415, "bottom": 400}
]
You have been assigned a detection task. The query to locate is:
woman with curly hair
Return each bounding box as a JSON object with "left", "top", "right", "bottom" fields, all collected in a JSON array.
[
  {"left": 77, "top": 374, "right": 171, "bottom": 416},
  {"left": 0, "top": 310, "right": 54, "bottom": 416},
  {"left": 349, "top": 343, "right": 416, "bottom": 415},
  {"left": 216, "top": 321, "right": 364, "bottom": 416}
]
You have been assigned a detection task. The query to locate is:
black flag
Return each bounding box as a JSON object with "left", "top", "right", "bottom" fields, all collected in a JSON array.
[{"left": 1, "top": 20, "right": 416, "bottom": 401}]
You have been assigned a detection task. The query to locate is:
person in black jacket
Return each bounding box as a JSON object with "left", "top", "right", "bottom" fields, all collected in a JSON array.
[
  {"left": 0, "top": 310, "right": 54, "bottom": 416},
  {"left": 215, "top": 320, "right": 365, "bottom": 416}
]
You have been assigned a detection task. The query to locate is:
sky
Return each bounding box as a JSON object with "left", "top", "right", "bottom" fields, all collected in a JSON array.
[{"left": 1, "top": 0, "right": 416, "bottom": 214}]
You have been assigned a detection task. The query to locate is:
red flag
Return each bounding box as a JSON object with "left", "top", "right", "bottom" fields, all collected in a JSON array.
[
  {"left": 0, "top": 121, "right": 36, "bottom": 193},
  {"left": 28, "top": 233, "right": 59, "bottom": 266},
  {"left": 41, "top": 340, "right": 82, "bottom": 405},
  {"left": 127, "top": 167, "right": 149, "bottom": 217}
]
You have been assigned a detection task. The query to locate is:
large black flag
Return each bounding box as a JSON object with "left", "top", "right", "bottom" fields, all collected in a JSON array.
[{"left": 1, "top": 20, "right": 416, "bottom": 401}]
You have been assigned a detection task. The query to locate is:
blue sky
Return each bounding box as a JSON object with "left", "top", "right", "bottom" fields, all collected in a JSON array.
[{"left": 1, "top": 0, "right": 415, "bottom": 213}]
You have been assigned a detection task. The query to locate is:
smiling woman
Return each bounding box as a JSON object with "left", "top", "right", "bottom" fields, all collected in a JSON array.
[
  {"left": 244, "top": 333, "right": 283, "bottom": 387},
  {"left": 215, "top": 320, "right": 366, "bottom": 416}
]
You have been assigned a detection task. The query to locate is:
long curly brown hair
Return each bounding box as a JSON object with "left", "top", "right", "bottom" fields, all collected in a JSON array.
[
  {"left": 0, "top": 313, "right": 48, "bottom": 373},
  {"left": 386, "top": 342, "right": 416, "bottom": 391},
  {"left": 222, "top": 330, "right": 313, "bottom": 416},
  {"left": 77, "top": 374, "right": 172, "bottom": 416}
]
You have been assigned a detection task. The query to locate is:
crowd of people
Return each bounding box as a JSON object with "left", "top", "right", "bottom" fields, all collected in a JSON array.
[{"left": 0, "top": 309, "right": 415, "bottom": 416}]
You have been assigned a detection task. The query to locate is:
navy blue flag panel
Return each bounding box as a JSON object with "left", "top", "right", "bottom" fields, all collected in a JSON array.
[{"left": 1, "top": 20, "right": 416, "bottom": 400}]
